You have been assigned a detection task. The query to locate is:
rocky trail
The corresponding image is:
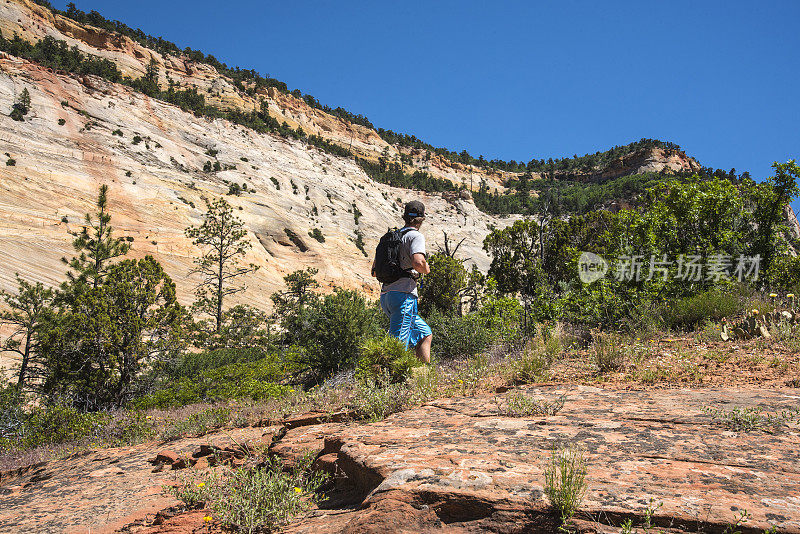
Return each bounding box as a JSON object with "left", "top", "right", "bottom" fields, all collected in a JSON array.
[{"left": 2, "top": 385, "right": 799, "bottom": 533}]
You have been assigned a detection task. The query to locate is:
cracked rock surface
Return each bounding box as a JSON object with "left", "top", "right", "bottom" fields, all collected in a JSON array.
[{"left": 281, "top": 385, "right": 800, "bottom": 533}]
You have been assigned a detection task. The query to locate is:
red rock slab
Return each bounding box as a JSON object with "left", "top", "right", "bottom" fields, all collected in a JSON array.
[
  {"left": 280, "top": 386, "right": 800, "bottom": 533},
  {"left": 282, "top": 410, "right": 358, "bottom": 429},
  {"left": 0, "top": 426, "right": 271, "bottom": 534}
]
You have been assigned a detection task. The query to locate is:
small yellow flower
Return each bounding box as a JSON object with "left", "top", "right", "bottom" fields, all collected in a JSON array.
[
  {"left": 751, "top": 309, "right": 759, "bottom": 316},
  {"left": 294, "top": 487, "right": 303, "bottom": 493},
  {"left": 203, "top": 515, "right": 212, "bottom": 523},
  {"left": 788, "top": 293, "right": 796, "bottom": 299},
  {"left": 197, "top": 482, "right": 205, "bottom": 488},
  {"left": 769, "top": 293, "right": 778, "bottom": 298},
  {"left": 457, "top": 379, "right": 463, "bottom": 384},
  {"left": 288, "top": 388, "right": 295, "bottom": 393},
  {"left": 146, "top": 415, "right": 152, "bottom": 419}
]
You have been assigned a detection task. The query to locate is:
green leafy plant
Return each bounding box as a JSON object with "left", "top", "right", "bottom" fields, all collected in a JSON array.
[
  {"left": 308, "top": 228, "right": 325, "bottom": 243},
  {"left": 160, "top": 406, "right": 232, "bottom": 441},
  {"left": 543, "top": 444, "right": 588, "bottom": 524},
  {"left": 501, "top": 391, "right": 565, "bottom": 417},
  {"left": 592, "top": 332, "right": 627, "bottom": 373},
  {"left": 170, "top": 452, "right": 326, "bottom": 533},
  {"left": 702, "top": 405, "right": 800, "bottom": 433},
  {"left": 505, "top": 338, "right": 553, "bottom": 384},
  {"left": 352, "top": 371, "right": 411, "bottom": 422},
  {"left": 355, "top": 335, "right": 419, "bottom": 383},
  {"left": 427, "top": 310, "right": 495, "bottom": 360}
]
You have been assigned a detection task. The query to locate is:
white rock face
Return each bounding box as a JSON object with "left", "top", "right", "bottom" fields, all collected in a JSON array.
[{"left": 0, "top": 55, "right": 515, "bottom": 310}]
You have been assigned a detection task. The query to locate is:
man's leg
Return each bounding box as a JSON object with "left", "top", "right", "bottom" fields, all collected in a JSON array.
[{"left": 415, "top": 334, "right": 432, "bottom": 364}]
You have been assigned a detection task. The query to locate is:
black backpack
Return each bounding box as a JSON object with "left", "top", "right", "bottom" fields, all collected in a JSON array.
[{"left": 373, "top": 228, "right": 415, "bottom": 284}]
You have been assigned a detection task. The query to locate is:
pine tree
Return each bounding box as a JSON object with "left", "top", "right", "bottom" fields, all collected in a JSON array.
[
  {"left": 17, "top": 88, "right": 30, "bottom": 114},
  {"left": 62, "top": 184, "right": 131, "bottom": 291},
  {"left": 0, "top": 275, "right": 54, "bottom": 388},
  {"left": 186, "top": 197, "right": 259, "bottom": 333},
  {"left": 9, "top": 88, "right": 31, "bottom": 121}
]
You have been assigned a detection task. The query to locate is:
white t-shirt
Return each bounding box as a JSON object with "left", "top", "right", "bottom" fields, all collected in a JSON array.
[{"left": 381, "top": 227, "right": 426, "bottom": 296}]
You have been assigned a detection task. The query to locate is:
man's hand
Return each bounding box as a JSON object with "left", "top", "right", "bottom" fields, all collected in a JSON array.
[{"left": 412, "top": 253, "right": 430, "bottom": 275}]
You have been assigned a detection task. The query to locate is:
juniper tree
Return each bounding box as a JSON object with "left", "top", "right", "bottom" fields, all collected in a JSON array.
[
  {"left": 0, "top": 275, "right": 54, "bottom": 388},
  {"left": 40, "top": 256, "right": 183, "bottom": 408},
  {"left": 186, "top": 197, "right": 259, "bottom": 333},
  {"left": 62, "top": 184, "right": 130, "bottom": 292}
]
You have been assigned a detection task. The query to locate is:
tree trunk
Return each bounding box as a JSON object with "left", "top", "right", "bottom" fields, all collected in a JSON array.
[
  {"left": 217, "top": 253, "right": 224, "bottom": 333},
  {"left": 17, "top": 331, "right": 31, "bottom": 387}
]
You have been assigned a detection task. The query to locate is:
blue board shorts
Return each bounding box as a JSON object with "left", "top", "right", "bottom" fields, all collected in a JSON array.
[{"left": 379, "top": 291, "right": 432, "bottom": 349}]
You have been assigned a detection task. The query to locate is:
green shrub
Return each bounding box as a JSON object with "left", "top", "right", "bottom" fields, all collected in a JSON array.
[
  {"left": 292, "top": 288, "right": 383, "bottom": 381},
  {"left": 544, "top": 444, "right": 587, "bottom": 523},
  {"left": 7, "top": 403, "right": 109, "bottom": 450},
  {"left": 132, "top": 135, "right": 142, "bottom": 144},
  {"left": 308, "top": 228, "right": 325, "bottom": 243},
  {"left": 478, "top": 295, "right": 523, "bottom": 343},
  {"left": 505, "top": 338, "right": 553, "bottom": 383},
  {"left": 0, "top": 384, "right": 25, "bottom": 449},
  {"left": 658, "top": 288, "right": 745, "bottom": 329},
  {"left": 418, "top": 253, "right": 466, "bottom": 316},
  {"left": 6, "top": 158, "right": 15, "bottom": 166},
  {"left": 352, "top": 371, "right": 411, "bottom": 422},
  {"left": 427, "top": 310, "right": 494, "bottom": 359},
  {"left": 592, "top": 332, "right": 627, "bottom": 373},
  {"left": 162, "top": 347, "right": 271, "bottom": 380},
  {"left": 161, "top": 406, "right": 232, "bottom": 441},
  {"left": 356, "top": 335, "right": 419, "bottom": 383},
  {"left": 134, "top": 353, "right": 293, "bottom": 409},
  {"left": 172, "top": 453, "right": 326, "bottom": 533}
]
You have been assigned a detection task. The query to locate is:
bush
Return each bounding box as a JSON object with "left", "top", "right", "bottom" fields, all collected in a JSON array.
[
  {"left": 352, "top": 371, "right": 411, "bottom": 422},
  {"left": 172, "top": 453, "right": 326, "bottom": 533},
  {"left": 544, "top": 444, "right": 587, "bottom": 523},
  {"left": 658, "top": 288, "right": 745, "bottom": 329},
  {"left": 592, "top": 332, "right": 627, "bottom": 373},
  {"left": 478, "top": 295, "right": 523, "bottom": 343},
  {"left": 134, "top": 353, "right": 293, "bottom": 409},
  {"left": 418, "top": 253, "right": 466, "bottom": 316},
  {"left": 427, "top": 310, "right": 495, "bottom": 360},
  {"left": 292, "top": 288, "right": 383, "bottom": 381},
  {"left": 308, "top": 228, "right": 325, "bottom": 243},
  {"left": 356, "top": 335, "right": 420, "bottom": 383},
  {"left": 505, "top": 337, "right": 553, "bottom": 384},
  {"left": 1, "top": 402, "right": 109, "bottom": 451},
  {"left": 161, "top": 347, "right": 272, "bottom": 380},
  {"left": 0, "top": 384, "right": 25, "bottom": 449}
]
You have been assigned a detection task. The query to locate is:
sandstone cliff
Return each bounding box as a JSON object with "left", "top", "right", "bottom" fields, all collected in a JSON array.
[{"left": 0, "top": 53, "right": 511, "bottom": 307}]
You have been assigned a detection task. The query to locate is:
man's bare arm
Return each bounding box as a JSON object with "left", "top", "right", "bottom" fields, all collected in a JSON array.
[
  {"left": 371, "top": 259, "right": 377, "bottom": 277},
  {"left": 412, "top": 253, "right": 430, "bottom": 275}
]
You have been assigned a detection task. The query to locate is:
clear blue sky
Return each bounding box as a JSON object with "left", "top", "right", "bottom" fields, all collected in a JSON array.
[{"left": 54, "top": 1, "right": 800, "bottom": 211}]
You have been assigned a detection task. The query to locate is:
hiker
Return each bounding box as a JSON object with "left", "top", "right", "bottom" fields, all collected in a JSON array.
[{"left": 371, "top": 200, "right": 432, "bottom": 364}]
